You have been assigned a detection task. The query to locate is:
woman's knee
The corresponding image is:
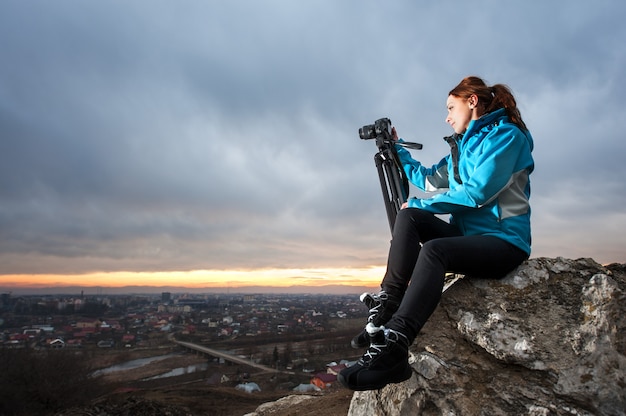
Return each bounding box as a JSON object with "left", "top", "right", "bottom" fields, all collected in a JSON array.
[
  {"left": 420, "top": 239, "right": 446, "bottom": 259},
  {"left": 395, "top": 208, "right": 432, "bottom": 226}
]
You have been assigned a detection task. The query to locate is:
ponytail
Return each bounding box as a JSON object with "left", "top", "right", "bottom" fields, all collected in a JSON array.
[{"left": 449, "top": 76, "right": 527, "bottom": 131}]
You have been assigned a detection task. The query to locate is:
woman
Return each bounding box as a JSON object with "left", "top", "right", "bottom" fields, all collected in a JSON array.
[{"left": 339, "top": 76, "right": 534, "bottom": 391}]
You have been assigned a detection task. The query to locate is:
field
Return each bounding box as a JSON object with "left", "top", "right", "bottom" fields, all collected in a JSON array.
[{"left": 57, "top": 319, "right": 363, "bottom": 415}]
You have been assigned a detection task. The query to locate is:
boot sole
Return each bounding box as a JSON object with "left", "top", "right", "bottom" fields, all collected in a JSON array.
[{"left": 338, "top": 363, "right": 412, "bottom": 391}]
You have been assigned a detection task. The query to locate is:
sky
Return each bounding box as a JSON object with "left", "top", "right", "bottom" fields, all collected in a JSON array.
[{"left": 1, "top": 1, "right": 625, "bottom": 293}]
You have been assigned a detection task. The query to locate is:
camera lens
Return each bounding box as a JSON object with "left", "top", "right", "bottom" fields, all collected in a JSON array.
[{"left": 359, "top": 124, "right": 376, "bottom": 140}]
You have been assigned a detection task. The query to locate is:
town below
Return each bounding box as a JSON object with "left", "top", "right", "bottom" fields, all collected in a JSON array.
[{"left": 1, "top": 291, "right": 368, "bottom": 415}]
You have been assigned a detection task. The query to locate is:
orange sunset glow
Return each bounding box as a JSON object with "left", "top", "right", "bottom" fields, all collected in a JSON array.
[{"left": 0, "top": 266, "right": 385, "bottom": 292}]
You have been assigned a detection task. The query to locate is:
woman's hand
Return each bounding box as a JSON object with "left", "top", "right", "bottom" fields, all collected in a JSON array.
[{"left": 391, "top": 127, "right": 399, "bottom": 141}]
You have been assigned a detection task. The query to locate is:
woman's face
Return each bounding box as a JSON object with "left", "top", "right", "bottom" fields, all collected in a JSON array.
[{"left": 446, "top": 95, "right": 474, "bottom": 134}]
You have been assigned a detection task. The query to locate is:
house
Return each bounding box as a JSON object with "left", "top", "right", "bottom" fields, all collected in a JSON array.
[
  {"left": 311, "top": 372, "right": 337, "bottom": 389},
  {"left": 9, "top": 333, "right": 30, "bottom": 343},
  {"left": 48, "top": 338, "right": 65, "bottom": 349},
  {"left": 73, "top": 328, "right": 95, "bottom": 339},
  {"left": 75, "top": 318, "right": 100, "bottom": 330},
  {"left": 66, "top": 338, "right": 83, "bottom": 348},
  {"left": 23, "top": 328, "right": 41, "bottom": 337},
  {"left": 235, "top": 382, "right": 261, "bottom": 393},
  {"left": 293, "top": 383, "right": 321, "bottom": 393},
  {"left": 326, "top": 363, "right": 347, "bottom": 376},
  {"left": 100, "top": 320, "right": 122, "bottom": 332},
  {"left": 97, "top": 339, "right": 114, "bottom": 348},
  {"left": 121, "top": 334, "right": 135, "bottom": 346}
]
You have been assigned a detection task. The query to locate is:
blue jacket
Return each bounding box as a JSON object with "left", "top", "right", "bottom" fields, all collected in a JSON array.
[{"left": 397, "top": 108, "right": 534, "bottom": 255}]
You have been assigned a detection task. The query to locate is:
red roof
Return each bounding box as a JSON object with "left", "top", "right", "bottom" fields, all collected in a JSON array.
[{"left": 312, "top": 373, "right": 337, "bottom": 383}]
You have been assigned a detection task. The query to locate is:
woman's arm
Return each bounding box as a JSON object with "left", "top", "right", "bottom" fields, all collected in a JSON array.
[
  {"left": 407, "top": 126, "right": 531, "bottom": 214},
  {"left": 395, "top": 142, "right": 451, "bottom": 192}
]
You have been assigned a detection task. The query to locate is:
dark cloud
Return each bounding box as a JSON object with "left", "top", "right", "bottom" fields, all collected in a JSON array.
[{"left": 1, "top": 0, "right": 624, "bottom": 276}]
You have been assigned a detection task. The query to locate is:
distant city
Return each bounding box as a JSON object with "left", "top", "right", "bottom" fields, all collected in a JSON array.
[
  {"left": 0, "top": 290, "right": 368, "bottom": 350},
  {"left": 1, "top": 288, "right": 370, "bottom": 414}
]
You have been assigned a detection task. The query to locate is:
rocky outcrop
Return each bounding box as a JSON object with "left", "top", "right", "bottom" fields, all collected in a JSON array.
[
  {"left": 243, "top": 394, "right": 316, "bottom": 416},
  {"left": 347, "top": 257, "right": 626, "bottom": 416}
]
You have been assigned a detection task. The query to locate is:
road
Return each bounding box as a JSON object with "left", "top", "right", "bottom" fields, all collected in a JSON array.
[{"left": 174, "top": 339, "right": 288, "bottom": 374}]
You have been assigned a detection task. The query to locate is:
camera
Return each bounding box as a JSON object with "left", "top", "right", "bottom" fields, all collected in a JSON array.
[{"left": 359, "top": 117, "right": 393, "bottom": 141}]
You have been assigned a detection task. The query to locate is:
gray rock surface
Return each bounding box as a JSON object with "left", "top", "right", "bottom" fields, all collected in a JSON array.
[
  {"left": 243, "top": 394, "right": 316, "bottom": 416},
  {"left": 347, "top": 257, "right": 626, "bottom": 416}
]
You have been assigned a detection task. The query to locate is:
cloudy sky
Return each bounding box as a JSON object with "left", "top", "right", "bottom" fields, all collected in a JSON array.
[{"left": 1, "top": 1, "right": 625, "bottom": 290}]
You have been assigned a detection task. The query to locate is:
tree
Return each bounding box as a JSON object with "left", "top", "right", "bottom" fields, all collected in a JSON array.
[
  {"left": 0, "top": 348, "right": 104, "bottom": 415},
  {"left": 272, "top": 345, "right": 279, "bottom": 366},
  {"left": 282, "top": 343, "right": 292, "bottom": 367}
]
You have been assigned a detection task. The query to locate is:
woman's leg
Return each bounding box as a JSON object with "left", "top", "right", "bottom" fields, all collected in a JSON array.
[
  {"left": 349, "top": 208, "right": 462, "bottom": 349},
  {"left": 381, "top": 208, "right": 462, "bottom": 296},
  {"left": 340, "top": 217, "right": 527, "bottom": 391},
  {"left": 386, "top": 234, "right": 528, "bottom": 341},
  {"left": 350, "top": 208, "right": 461, "bottom": 349}
]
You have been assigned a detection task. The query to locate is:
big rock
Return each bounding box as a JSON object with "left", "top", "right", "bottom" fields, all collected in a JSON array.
[{"left": 347, "top": 257, "right": 626, "bottom": 416}]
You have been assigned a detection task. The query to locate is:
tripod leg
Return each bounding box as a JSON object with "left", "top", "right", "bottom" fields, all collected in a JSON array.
[
  {"left": 375, "top": 150, "right": 409, "bottom": 233},
  {"left": 375, "top": 153, "right": 397, "bottom": 233}
]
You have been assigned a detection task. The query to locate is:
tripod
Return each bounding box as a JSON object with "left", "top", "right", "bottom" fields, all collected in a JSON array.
[
  {"left": 364, "top": 121, "right": 463, "bottom": 290},
  {"left": 372, "top": 135, "right": 422, "bottom": 233}
]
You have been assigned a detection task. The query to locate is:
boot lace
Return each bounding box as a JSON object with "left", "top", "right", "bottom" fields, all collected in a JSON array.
[
  {"left": 359, "top": 324, "right": 409, "bottom": 366},
  {"left": 385, "top": 327, "right": 409, "bottom": 345},
  {"left": 360, "top": 323, "right": 386, "bottom": 365},
  {"left": 360, "top": 290, "right": 389, "bottom": 323}
]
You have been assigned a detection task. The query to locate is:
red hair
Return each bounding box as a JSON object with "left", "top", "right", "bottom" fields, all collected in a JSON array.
[{"left": 449, "top": 76, "right": 527, "bottom": 131}]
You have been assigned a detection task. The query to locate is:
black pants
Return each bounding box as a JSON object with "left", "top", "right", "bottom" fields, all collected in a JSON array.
[{"left": 382, "top": 208, "right": 528, "bottom": 342}]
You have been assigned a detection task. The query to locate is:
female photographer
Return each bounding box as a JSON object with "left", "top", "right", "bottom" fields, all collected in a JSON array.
[{"left": 339, "top": 76, "right": 535, "bottom": 391}]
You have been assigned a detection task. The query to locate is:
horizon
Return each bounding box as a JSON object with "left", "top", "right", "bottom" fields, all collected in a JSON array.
[
  {"left": 3, "top": 254, "right": 622, "bottom": 296},
  {"left": 0, "top": 283, "right": 379, "bottom": 296},
  {"left": 0, "top": 266, "right": 385, "bottom": 296}
]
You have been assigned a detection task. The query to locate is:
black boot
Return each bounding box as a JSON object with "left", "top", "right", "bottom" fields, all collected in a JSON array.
[
  {"left": 339, "top": 323, "right": 412, "bottom": 391},
  {"left": 351, "top": 290, "right": 402, "bottom": 349}
]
